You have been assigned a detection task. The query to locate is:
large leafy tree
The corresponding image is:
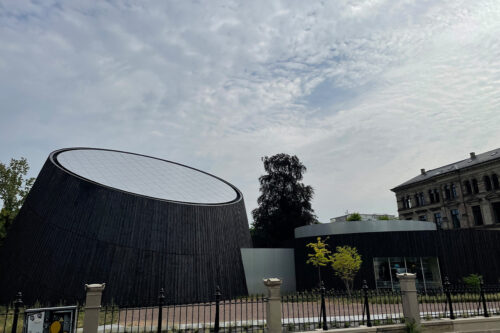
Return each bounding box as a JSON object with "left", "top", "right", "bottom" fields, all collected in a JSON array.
[
  {"left": 251, "top": 154, "right": 317, "bottom": 247},
  {"left": 0, "top": 157, "right": 35, "bottom": 242}
]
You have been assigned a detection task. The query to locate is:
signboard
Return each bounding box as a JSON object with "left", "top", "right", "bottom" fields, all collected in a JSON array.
[{"left": 24, "top": 306, "right": 78, "bottom": 333}]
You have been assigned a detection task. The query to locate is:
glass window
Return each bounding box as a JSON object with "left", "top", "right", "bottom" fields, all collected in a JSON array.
[
  {"left": 492, "top": 202, "right": 500, "bottom": 224},
  {"left": 373, "top": 258, "right": 391, "bottom": 289},
  {"left": 472, "top": 205, "right": 484, "bottom": 226},
  {"left": 444, "top": 185, "right": 451, "bottom": 200},
  {"left": 451, "top": 209, "right": 460, "bottom": 228},
  {"left": 434, "top": 189, "right": 440, "bottom": 202},
  {"left": 421, "top": 257, "right": 442, "bottom": 289},
  {"left": 434, "top": 212, "right": 442, "bottom": 229},
  {"left": 472, "top": 179, "right": 479, "bottom": 193},
  {"left": 419, "top": 215, "right": 427, "bottom": 221},
  {"left": 492, "top": 174, "right": 499, "bottom": 190},
  {"left": 464, "top": 181, "right": 472, "bottom": 195},
  {"left": 428, "top": 190, "right": 435, "bottom": 203},
  {"left": 451, "top": 184, "right": 458, "bottom": 198},
  {"left": 484, "top": 176, "right": 492, "bottom": 191}
]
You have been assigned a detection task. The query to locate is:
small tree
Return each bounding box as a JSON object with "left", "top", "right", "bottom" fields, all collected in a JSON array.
[
  {"left": 306, "top": 237, "right": 331, "bottom": 285},
  {"left": 377, "top": 215, "right": 390, "bottom": 220},
  {"left": 346, "top": 213, "right": 362, "bottom": 221},
  {"left": 330, "top": 246, "right": 362, "bottom": 294},
  {"left": 0, "top": 157, "right": 35, "bottom": 242}
]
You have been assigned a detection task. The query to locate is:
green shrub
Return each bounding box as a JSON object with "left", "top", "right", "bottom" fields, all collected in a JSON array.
[
  {"left": 346, "top": 213, "right": 362, "bottom": 221},
  {"left": 463, "top": 273, "right": 482, "bottom": 290}
]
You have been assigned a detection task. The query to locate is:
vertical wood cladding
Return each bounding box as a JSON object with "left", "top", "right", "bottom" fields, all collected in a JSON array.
[
  {"left": 0, "top": 153, "right": 252, "bottom": 305},
  {"left": 294, "top": 229, "right": 500, "bottom": 291}
]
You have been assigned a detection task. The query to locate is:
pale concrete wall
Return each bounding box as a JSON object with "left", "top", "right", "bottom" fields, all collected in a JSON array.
[{"left": 240, "top": 248, "right": 296, "bottom": 295}]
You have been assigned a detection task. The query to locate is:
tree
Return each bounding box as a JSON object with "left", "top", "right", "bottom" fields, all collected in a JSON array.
[
  {"left": 251, "top": 154, "right": 317, "bottom": 247},
  {"left": 0, "top": 157, "right": 35, "bottom": 242},
  {"left": 306, "top": 237, "right": 331, "bottom": 285},
  {"left": 377, "top": 215, "right": 390, "bottom": 220},
  {"left": 346, "top": 213, "right": 362, "bottom": 221},
  {"left": 330, "top": 246, "right": 362, "bottom": 294}
]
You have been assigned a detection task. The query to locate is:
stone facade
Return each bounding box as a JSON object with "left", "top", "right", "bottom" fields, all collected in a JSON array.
[{"left": 391, "top": 149, "right": 500, "bottom": 229}]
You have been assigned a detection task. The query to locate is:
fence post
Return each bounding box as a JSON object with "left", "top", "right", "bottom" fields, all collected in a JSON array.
[
  {"left": 444, "top": 276, "right": 455, "bottom": 320},
  {"left": 11, "top": 292, "right": 23, "bottom": 333},
  {"left": 397, "top": 273, "right": 420, "bottom": 325},
  {"left": 157, "top": 288, "right": 165, "bottom": 333},
  {"left": 480, "top": 279, "right": 489, "bottom": 317},
  {"left": 263, "top": 278, "right": 282, "bottom": 333},
  {"left": 83, "top": 283, "right": 106, "bottom": 333},
  {"left": 214, "top": 286, "right": 221, "bottom": 333},
  {"left": 362, "top": 281, "right": 372, "bottom": 327},
  {"left": 320, "top": 281, "right": 327, "bottom": 330}
]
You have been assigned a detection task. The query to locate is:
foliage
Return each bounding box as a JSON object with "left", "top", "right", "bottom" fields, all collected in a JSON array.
[
  {"left": 251, "top": 154, "right": 317, "bottom": 247},
  {"left": 462, "top": 273, "right": 482, "bottom": 290},
  {"left": 377, "top": 215, "right": 390, "bottom": 220},
  {"left": 346, "top": 213, "right": 362, "bottom": 221},
  {"left": 405, "top": 319, "right": 421, "bottom": 333},
  {"left": 306, "top": 237, "right": 331, "bottom": 284},
  {"left": 0, "top": 157, "right": 35, "bottom": 243},
  {"left": 330, "top": 246, "right": 362, "bottom": 294}
]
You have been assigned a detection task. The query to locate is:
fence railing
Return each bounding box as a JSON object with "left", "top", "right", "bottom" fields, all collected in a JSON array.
[
  {"left": 99, "top": 295, "right": 268, "bottom": 333},
  {"left": 419, "top": 279, "right": 500, "bottom": 321},
  {"left": 281, "top": 282, "right": 404, "bottom": 331}
]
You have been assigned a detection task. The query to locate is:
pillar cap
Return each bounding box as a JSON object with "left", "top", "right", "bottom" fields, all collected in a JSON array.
[
  {"left": 263, "top": 278, "right": 282, "bottom": 287},
  {"left": 85, "top": 283, "right": 106, "bottom": 291},
  {"left": 396, "top": 273, "right": 416, "bottom": 279}
]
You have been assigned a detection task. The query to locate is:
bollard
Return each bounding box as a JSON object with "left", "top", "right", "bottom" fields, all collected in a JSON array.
[
  {"left": 397, "top": 273, "right": 420, "bottom": 325},
  {"left": 11, "top": 292, "right": 23, "bottom": 333},
  {"left": 444, "top": 277, "right": 455, "bottom": 320},
  {"left": 362, "top": 281, "right": 372, "bottom": 327},
  {"left": 320, "top": 282, "right": 327, "bottom": 330},
  {"left": 214, "top": 286, "right": 221, "bottom": 333},
  {"left": 83, "top": 284, "right": 106, "bottom": 333},
  {"left": 480, "top": 279, "right": 489, "bottom": 317},
  {"left": 263, "top": 278, "right": 282, "bottom": 333},
  {"left": 157, "top": 288, "right": 165, "bottom": 333}
]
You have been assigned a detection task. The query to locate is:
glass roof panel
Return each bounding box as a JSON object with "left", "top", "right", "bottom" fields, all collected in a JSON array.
[{"left": 56, "top": 149, "right": 238, "bottom": 204}]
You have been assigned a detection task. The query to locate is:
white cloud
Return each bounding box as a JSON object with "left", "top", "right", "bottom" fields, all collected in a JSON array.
[{"left": 1, "top": 0, "right": 500, "bottom": 223}]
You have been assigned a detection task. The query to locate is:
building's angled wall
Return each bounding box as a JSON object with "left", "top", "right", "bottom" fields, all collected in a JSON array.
[
  {"left": 0, "top": 154, "right": 252, "bottom": 305},
  {"left": 241, "top": 248, "right": 296, "bottom": 295}
]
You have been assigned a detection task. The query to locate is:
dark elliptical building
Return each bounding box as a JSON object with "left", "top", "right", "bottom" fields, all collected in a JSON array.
[
  {"left": 391, "top": 148, "right": 500, "bottom": 229},
  {"left": 0, "top": 148, "right": 252, "bottom": 305}
]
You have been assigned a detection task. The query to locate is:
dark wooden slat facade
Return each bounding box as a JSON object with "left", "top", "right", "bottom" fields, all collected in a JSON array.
[
  {"left": 294, "top": 229, "right": 500, "bottom": 291},
  {"left": 0, "top": 151, "right": 252, "bottom": 305}
]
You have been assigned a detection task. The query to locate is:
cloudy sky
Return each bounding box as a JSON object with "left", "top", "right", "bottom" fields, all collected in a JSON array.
[{"left": 1, "top": 0, "right": 500, "bottom": 223}]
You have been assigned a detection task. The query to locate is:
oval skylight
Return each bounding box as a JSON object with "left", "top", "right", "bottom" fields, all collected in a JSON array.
[{"left": 55, "top": 149, "right": 238, "bottom": 204}]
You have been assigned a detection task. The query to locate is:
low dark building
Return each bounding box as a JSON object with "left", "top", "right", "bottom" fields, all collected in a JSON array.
[
  {"left": 0, "top": 148, "right": 252, "bottom": 305},
  {"left": 294, "top": 220, "right": 500, "bottom": 291}
]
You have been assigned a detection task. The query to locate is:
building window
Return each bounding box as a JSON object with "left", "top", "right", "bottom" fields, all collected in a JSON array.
[
  {"left": 401, "top": 197, "right": 407, "bottom": 209},
  {"left": 419, "top": 215, "right": 427, "bottom": 221},
  {"left": 428, "top": 190, "right": 435, "bottom": 203},
  {"left": 407, "top": 196, "right": 412, "bottom": 208},
  {"left": 492, "top": 202, "right": 500, "bottom": 224},
  {"left": 464, "top": 180, "right": 472, "bottom": 195},
  {"left": 451, "top": 184, "right": 458, "bottom": 198},
  {"left": 471, "top": 205, "right": 484, "bottom": 226},
  {"left": 444, "top": 185, "right": 451, "bottom": 200},
  {"left": 492, "top": 174, "right": 499, "bottom": 190},
  {"left": 414, "top": 194, "right": 420, "bottom": 207},
  {"left": 434, "top": 189, "right": 440, "bottom": 202},
  {"left": 373, "top": 257, "right": 441, "bottom": 291},
  {"left": 419, "top": 192, "right": 425, "bottom": 205},
  {"left": 484, "top": 175, "right": 492, "bottom": 191},
  {"left": 472, "top": 178, "right": 479, "bottom": 194},
  {"left": 451, "top": 209, "right": 460, "bottom": 228},
  {"left": 434, "top": 212, "right": 442, "bottom": 229}
]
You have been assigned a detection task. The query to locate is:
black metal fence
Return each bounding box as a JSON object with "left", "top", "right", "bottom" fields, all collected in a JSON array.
[
  {"left": 419, "top": 277, "right": 500, "bottom": 321},
  {"left": 281, "top": 281, "right": 404, "bottom": 331},
  {"left": 99, "top": 289, "right": 268, "bottom": 333}
]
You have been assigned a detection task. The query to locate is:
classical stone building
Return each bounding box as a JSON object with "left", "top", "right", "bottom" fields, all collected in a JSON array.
[{"left": 391, "top": 148, "right": 500, "bottom": 229}]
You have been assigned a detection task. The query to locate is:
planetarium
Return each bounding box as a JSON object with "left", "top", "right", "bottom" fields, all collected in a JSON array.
[{"left": 0, "top": 148, "right": 252, "bottom": 305}]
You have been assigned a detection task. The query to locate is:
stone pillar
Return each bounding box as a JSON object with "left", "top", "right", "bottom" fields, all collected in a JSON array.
[
  {"left": 397, "top": 273, "right": 420, "bottom": 324},
  {"left": 263, "top": 278, "right": 282, "bottom": 333},
  {"left": 83, "top": 283, "right": 106, "bottom": 333}
]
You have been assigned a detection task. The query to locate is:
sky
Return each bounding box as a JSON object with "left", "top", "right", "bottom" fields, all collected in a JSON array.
[{"left": 1, "top": 0, "right": 500, "bottom": 224}]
